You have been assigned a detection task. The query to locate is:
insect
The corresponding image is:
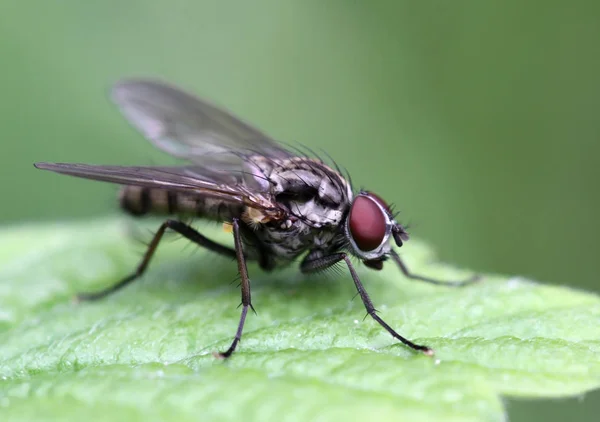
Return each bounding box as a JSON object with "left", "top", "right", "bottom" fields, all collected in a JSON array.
[{"left": 35, "top": 79, "right": 478, "bottom": 358}]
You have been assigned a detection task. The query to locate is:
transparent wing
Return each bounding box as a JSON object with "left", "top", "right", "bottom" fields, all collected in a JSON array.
[
  {"left": 111, "top": 79, "right": 291, "bottom": 167},
  {"left": 33, "top": 162, "right": 282, "bottom": 215}
]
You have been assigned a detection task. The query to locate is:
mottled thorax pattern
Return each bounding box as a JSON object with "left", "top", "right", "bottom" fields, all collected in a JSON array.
[{"left": 242, "top": 156, "right": 353, "bottom": 262}]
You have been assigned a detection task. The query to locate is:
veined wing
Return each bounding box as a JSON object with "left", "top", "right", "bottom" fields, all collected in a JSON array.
[
  {"left": 111, "top": 79, "right": 291, "bottom": 169},
  {"left": 33, "top": 162, "right": 284, "bottom": 218}
]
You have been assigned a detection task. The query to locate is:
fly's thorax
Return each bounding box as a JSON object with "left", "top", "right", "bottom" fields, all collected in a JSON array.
[
  {"left": 119, "top": 185, "right": 242, "bottom": 221},
  {"left": 244, "top": 156, "right": 353, "bottom": 229},
  {"left": 237, "top": 155, "right": 353, "bottom": 263}
]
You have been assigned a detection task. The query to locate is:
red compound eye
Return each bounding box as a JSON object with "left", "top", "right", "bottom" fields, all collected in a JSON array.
[{"left": 349, "top": 195, "right": 387, "bottom": 251}]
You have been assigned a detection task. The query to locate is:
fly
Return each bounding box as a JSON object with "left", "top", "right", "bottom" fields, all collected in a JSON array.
[{"left": 34, "top": 79, "right": 478, "bottom": 358}]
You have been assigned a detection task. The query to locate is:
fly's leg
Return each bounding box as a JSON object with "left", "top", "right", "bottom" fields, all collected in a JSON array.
[
  {"left": 76, "top": 220, "right": 237, "bottom": 302},
  {"left": 214, "top": 217, "right": 253, "bottom": 359},
  {"left": 390, "top": 250, "right": 480, "bottom": 287},
  {"left": 300, "top": 251, "right": 433, "bottom": 355}
]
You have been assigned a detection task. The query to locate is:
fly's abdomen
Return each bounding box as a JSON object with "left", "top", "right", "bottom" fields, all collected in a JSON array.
[{"left": 119, "top": 186, "right": 242, "bottom": 221}]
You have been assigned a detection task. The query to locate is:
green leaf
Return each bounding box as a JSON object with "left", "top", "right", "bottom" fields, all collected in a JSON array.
[{"left": 1, "top": 219, "right": 599, "bottom": 421}]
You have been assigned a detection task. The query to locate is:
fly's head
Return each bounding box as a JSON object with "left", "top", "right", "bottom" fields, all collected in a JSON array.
[{"left": 344, "top": 191, "right": 409, "bottom": 270}]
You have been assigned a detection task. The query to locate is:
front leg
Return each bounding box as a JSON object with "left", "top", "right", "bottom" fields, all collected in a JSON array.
[{"left": 300, "top": 250, "right": 433, "bottom": 355}]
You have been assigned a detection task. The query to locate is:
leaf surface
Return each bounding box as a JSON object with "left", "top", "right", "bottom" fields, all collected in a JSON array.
[{"left": 1, "top": 220, "right": 599, "bottom": 421}]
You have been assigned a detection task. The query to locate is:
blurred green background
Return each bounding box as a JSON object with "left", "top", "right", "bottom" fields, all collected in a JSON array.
[{"left": 1, "top": 0, "right": 598, "bottom": 420}]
